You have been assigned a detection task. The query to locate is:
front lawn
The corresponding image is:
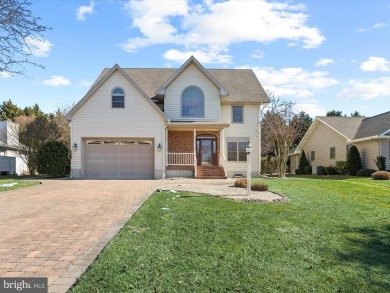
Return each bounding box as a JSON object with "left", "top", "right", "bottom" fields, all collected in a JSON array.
[
  {"left": 70, "top": 177, "right": 390, "bottom": 292},
  {"left": 0, "top": 177, "right": 39, "bottom": 192}
]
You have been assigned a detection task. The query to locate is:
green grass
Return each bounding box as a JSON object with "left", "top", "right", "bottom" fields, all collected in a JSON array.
[
  {"left": 0, "top": 177, "right": 39, "bottom": 192},
  {"left": 70, "top": 177, "right": 390, "bottom": 293}
]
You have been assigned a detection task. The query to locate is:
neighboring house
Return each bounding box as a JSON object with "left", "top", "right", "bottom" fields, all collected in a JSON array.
[
  {"left": 0, "top": 120, "right": 28, "bottom": 175},
  {"left": 65, "top": 56, "right": 269, "bottom": 179},
  {"left": 290, "top": 111, "right": 390, "bottom": 173}
]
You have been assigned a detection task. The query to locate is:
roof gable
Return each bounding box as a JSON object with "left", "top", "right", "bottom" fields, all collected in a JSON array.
[
  {"left": 65, "top": 64, "right": 169, "bottom": 122},
  {"left": 156, "top": 56, "right": 229, "bottom": 96},
  {"left": 317, "top": 116, "right": 364, "bottom": 139},
  {"left": 354, "top": 111, "right": 390, "bottom": 139}
]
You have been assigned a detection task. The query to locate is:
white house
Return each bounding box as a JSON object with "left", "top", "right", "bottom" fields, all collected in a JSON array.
[
  {"left": 65, "top": 56, "right": 270, "bottom": 179},
  {"left": 0, "top": 120, "right": 28, "bottom": 175}
]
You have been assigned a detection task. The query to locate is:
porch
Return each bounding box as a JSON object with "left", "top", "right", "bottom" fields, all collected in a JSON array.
[{"left": 165, "top": 122, "right": 229, "bottom": 179}]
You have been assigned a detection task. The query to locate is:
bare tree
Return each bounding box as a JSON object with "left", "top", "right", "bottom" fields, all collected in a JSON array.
[
  {"left": 0, "top": 0, "right": 50, "bottom": 75},
  {"left": 261, "top": 92, "right": 300, "bottom": 178},
  {"left": 4, "top": 115, "right": 67, "bottom": 175}
]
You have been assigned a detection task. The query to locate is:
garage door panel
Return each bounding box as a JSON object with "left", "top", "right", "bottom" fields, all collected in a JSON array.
[{"left": 85, "top": 139, "right": 154, "bottom": 179}]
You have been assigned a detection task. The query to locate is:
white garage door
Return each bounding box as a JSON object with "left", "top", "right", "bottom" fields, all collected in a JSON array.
[{"left": 84, "top": 139, "right": 154, "bottom": 179}]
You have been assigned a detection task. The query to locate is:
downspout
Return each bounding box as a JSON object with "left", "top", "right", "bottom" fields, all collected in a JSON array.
[{"left": 258, "top": 102, "right": 263, "bottom": 176}]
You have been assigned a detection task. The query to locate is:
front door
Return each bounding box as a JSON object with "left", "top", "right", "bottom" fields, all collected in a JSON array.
[{"left": 196, "top": 135, "right": 217, "bottom": 166}]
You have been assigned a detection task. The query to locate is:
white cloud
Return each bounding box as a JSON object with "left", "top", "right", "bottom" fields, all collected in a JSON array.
[
  {"left": 356, "top": 21, "right": 390, "bottom": 32},
  {"left": 250, "top": 50, "right": 264, "bottom": 59},
  {"left": 163, "top": 48, "right": 232, "bottom": 64},
  {"left": 76, "top": 1, "right": 95, "bottom": 21},
  {"left": 360, "top": 56, "right": 390, "bottom": 72},
  {"left": 0, "top": 71, "right": 12, "bottom": 78},
  {"left": 79, "top": 80, "right": 92, "bottom": 87},
  {"left": 315, "top": 58, "right": 335, "bottom": 67},
  {"left": 122, "top": 0, "right": 325, "bottom": 64},
  {"left": 43, "top": 76, "right": 71, "bottom": 87},
  {"left": 240, "top": 65, "right": 338, "bottom": 98},
  {"left": 336, "top": 77, "right": 390, "bottom": 99},
  {"left": 293, "top": 102, "right": 327, "bottom": 117},
  {"left": 24, "top": 36, "right": 53, "bottom": 57}
]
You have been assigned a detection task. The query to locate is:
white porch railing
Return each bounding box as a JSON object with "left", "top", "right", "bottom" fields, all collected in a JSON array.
[{"left": 168, "top": 153, "right": 195, "bottom": 165}]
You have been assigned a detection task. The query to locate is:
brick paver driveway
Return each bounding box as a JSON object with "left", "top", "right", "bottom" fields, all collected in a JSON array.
[{"left": 0, "top": 179, "right": 157, "bottom": 293}]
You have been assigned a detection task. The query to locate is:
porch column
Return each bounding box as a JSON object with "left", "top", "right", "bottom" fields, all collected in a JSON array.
[{"left": 193, "top": 129, "right": 197, "bottom": 177}]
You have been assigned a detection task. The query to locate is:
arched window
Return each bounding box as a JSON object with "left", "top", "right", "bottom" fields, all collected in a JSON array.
[
  {"left": 181, "top": 86, "right": 204, "bottom": 117},
  {"left": 112, "top": 87, "right": 125, "bottom": 108}
]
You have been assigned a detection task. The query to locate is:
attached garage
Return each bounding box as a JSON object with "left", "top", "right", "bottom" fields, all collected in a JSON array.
[{"left": 84, "top": 139, "right": 154, "bottom": 179}]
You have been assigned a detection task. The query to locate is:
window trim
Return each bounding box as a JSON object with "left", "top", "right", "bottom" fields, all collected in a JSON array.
[
  {"left": 330, "top": 147, "right": 336, "bottom": 159},
  {"left": 180, "top": 85, "right": 205, "bottom": 118},
  {"left": 111, "top": 87, "right": 125, "bottom": 108},
  {"left": 227, "top": 137, "right": 249, "bottom": 162},
  {"left": 232, "top": 105, "right": 244, "bottom": 123}
]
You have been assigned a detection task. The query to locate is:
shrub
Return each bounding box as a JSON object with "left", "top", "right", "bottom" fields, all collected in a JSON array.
[
  {"left": 335, "top": 161, "right": 347, "bottom": 175},
  {"left": 346, "top": 145, "right": 361, "bottom": 176},
  {"left": 316, "top": 165, "right": 325, "bottom": 175},
  {"left": 234, "top": 178, "right": 247, "bottom": 188},
  {"left": 37, "top": 140, "right": 70, "bottom": 177},
  {"left": 298, "top": 150, "right": 309, "bottom": 174},
  {"left": 261, "top": 156, "right": 277, "bottom": 175},
  {"left": 251, "top": 182, "right": 269, "bottom": 191},
  {"left": 374, "top": 156, "right": 386, "bottom": 171},
  {"left": 371, "top": 171, "right": 390, "bottom": 180},
  {"left": 295, "top": 169, "right": 301, "bottom": 175},
  {"left": 304, "top": 166, "right": 312, "bottom": 175},
  {"left": 356, "top": 168, "right": 376, "bottom": 177},
  {"left": 324, "top": 165, "right": 337, "bottom": 175}
]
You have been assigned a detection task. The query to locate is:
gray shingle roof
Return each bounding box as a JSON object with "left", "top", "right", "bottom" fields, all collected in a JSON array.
[
  {"left": 317, "top": 116, "right": 364, "bottom": 139},
  {"left": 93, "top": 67, "right": 269, "bottom": 103},
  {"left": 354, "top": 111, "right": 390, "bottom": 139}
]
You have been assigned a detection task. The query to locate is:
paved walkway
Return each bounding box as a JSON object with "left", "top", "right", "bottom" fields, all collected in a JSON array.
[{"left": 0, "top": 179, "right": 157, "bottom": 293}]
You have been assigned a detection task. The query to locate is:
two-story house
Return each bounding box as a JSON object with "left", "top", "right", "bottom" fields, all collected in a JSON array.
[{"left": 65, "top": 56, "right": 269, "bottom": 179}]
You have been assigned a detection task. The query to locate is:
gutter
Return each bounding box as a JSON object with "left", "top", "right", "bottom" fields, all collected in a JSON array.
[{"left": 348, "top": 135, "right": 388, "bottom": 144}]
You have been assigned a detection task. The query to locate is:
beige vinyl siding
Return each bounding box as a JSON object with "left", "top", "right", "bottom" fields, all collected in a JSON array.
[
  {"left": 164, "top": 64, "right": 220, "bottom": 121},
  {"left": 71, "top": 71, "right": 165, "bottom": 177},
  {"left": 221, "top": 104, "right": 260, "bottom": 176},
  {"left": 380, "top": 140, "right": 390, "bottom": 170},
  {"left": 355, "top": 140, "right": 380, "bottom": 170},
  {"left": 301, "top": 122, "right": 347, "bottom": 173},
  {"left": 290, "top": 154, "right": 299, "bottom": 174}
]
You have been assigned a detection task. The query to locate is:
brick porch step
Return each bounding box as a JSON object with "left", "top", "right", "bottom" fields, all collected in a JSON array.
[{"left": 195, "top": 166, "right": 227, "bottom": 179}]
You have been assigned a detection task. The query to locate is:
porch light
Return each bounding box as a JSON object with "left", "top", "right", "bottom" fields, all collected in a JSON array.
[
  {"left": 72, "top": 143, "right": 78, "bottom": 151},
  {"left": 157, "top": 143, "right": 162, "bottom": 152},
  {"left": 246, "top": 142, "right": 252, "bottom": 196}
]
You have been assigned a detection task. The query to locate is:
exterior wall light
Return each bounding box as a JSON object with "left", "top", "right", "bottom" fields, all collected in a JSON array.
[
  {"left": 72, "top": 143, "right": 78, "bottom": 151},
  {"left": 157, "top": 143, "right": 162, "bottom": 152}
]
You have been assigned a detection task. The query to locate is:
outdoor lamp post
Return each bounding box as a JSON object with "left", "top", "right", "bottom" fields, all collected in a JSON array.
[{"left": 246, "top": 142, "right": 252, "bottom": 196}]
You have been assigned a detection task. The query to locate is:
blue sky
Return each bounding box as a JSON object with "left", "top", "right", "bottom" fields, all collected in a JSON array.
[{"left": 1, "top": 0, "right": 389, "bottom": 117}]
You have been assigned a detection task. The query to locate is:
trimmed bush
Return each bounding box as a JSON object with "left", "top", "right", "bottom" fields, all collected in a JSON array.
[
  {"left": 374, "top": 156, "right": 386, "bottom": 171},
  {"left": 346, "top": 145, "right": 361, "bottom": 176},
  {"left": 335, "top": 161, "right": 347, "bottom": 175},
  {"left": 324, "top": 165, "right": 337, "bottom": 175},
  {"left": 295, "top": 169, "right": 301, "bottom": 175},
  {"left": 356, "top": 168, "right": 376, "bottom": 177},
  {"left": 234, "top": 178, "right": 247, "bottom": 188},
  {"left": 251, "top": 182, "right": 269, "bottom": 191},
  {"left": 304, "top": 166, "right": 312, "bottom": 175},
  {"left": 298, "top": 150, "right": 309, "bottom": 174},
  {"left": 316, "top": 165, "right": 325, "bottom": 175},
  {"left": 37, "top": 140, "right": 70, "bottom": 177},
  {"left": 371, "top": 171, "right": 390, "bottom": 180}
]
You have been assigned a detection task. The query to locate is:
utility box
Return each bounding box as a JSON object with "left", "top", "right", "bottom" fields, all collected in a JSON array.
[{"left": 0, "top": 156, "right": 16, "bottom": 175}]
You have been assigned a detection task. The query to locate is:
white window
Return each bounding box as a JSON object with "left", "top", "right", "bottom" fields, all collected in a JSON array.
[
  {"left": 227, "top": 137, "right": 249, "bottom": 162},
  {"left": 232, "top": 106, "right": 243, "bottom": 123},
  {"left": 181, "top": 86, "right": 204, "bottom": 117},
  {"left": 112, "top": 87, "right": 125, "bottom": 108},
  {"left": 330, "top": 147, "right": 336, "bottom": 159}
]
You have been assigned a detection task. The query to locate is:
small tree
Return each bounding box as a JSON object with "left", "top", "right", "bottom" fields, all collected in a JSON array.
[
  {"left": 374, "top": 156, "right": 386, "bottom": 171},
  {"left": 37, "top": 141, "right": 70, "bottom": 177},
  {"left": 298, "top": 150, "right": 309, "bottom": 174},
  {"left": 346, "top": 145, "right": 361, "bottom": 176}
]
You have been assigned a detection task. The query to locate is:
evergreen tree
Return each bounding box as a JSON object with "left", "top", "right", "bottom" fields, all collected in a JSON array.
[
  {"left": 346, "top": 145, "right": 361, "bottom": 176},
  {"left": 0, "top": 99, "right": 23, "bottom": 121},
  {"left": 298, "top": 150, "right": 309, "bottom": 174}
]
